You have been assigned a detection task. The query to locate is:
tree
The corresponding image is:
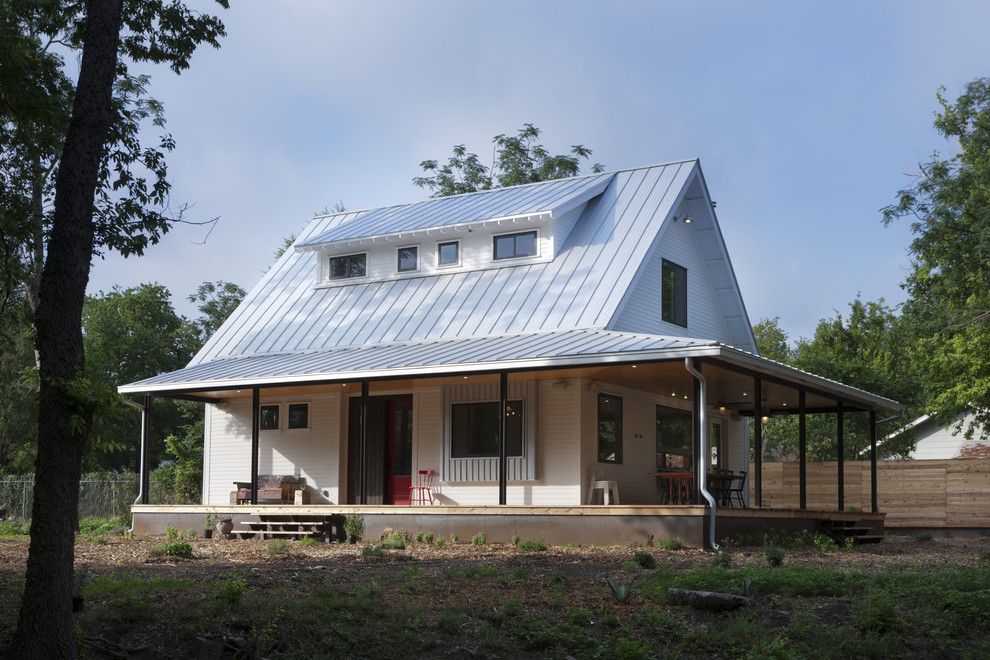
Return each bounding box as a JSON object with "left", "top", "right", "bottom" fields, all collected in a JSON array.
[
  {"left": 10, "top": 1, "right": 227, "bottom": 655},
  {"left": 752, "top": 316, "right": 792, "bottom": 363},
  {"left": 188, "top": 280, "right": 245, "bottom": 342},
  {"left": 883, "top": 79, "right": 990, "bottom": 437},
  {"left": 413, "top": 123, "right": 604, "bottom": 197}
]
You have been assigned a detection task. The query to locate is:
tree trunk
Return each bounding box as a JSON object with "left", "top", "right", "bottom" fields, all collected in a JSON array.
[{"left": 10, "top": 1, "right": 123, "bottom": 657}]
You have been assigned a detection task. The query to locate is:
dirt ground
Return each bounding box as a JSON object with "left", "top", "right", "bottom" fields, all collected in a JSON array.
[{"left": 0, "top": 533, "right": 987, "bottom": 658}]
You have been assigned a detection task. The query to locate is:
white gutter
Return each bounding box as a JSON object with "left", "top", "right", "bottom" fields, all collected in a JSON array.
[
  {"left": 685, "top": 357, "right": 719, "bottom": 551},
  {"left": 120, "top": 398, "right": 146, "bottom": 533}
]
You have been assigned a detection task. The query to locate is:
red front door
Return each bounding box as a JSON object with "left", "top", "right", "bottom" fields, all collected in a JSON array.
[{"left": 385, "top": 398, "right": 413, "bottom": 505}]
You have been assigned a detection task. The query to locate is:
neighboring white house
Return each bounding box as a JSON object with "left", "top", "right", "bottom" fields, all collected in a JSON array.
[
  {"left": 881, "top": 411, "right": 990, "bottom": 460},
  {"left": 121, "top": 159, "right": 900, "bottom": 518}
]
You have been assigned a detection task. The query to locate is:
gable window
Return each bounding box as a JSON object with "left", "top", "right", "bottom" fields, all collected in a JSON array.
[
  {"left": 397, "top": 246, "right": 418, "bottom": 272},
  {"left": 597, "top": 394, "right": 623, "bottom": 463},
  {"left": 661, "top": 259, "right": 688, "bottom": 328},
  {"left": 450, "top": 400, "right": 523, "bottom": 458},
  {"left": 259, "top": 404, "right": 280, "bottom": 430},
  {"left": 437, "top": 240, "right": 460, "bottom": 267},
  {"left": 287, "top": 403, "right": 309, "bottom": 429},
  {"left": 328, "top": 253, "right": 367, "bottom": 279},
  {"left": 493, "top": 230, "right": 537, "bottom": 260}
]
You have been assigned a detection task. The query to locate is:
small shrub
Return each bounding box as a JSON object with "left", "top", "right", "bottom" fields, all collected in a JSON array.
[
  {"left": 267, "top": 538, "right": 289, "bottom": 555},
  {"left": 843, "top": 537, "right": 856, "bottom": 551},
  {"left": 471, "top": 532, "right": 486, "bottom": 546},
  {"left": 516, "top": 538, "right": 547, "bottom": 553},
  {"left": 424, "top": 533, "right": 434, "bottom": 544},
  {"left": 343, "top": 515, "right": 365, "bottom": 541},
  {"left": 214, "top": 577, "right": 247, "bottom": 607},
  {"left": 449, "top": 533, "right": 459, "bottom": 544},
  {"left": 380, "top": 529, "right": 407, "bottom": 549},
  {"left": 712, "top": 549, "right": 732, "bottom": 568},
  {"left": 0, "top": 520, "right": 30, "bottom": 536},
  {"left": 415, "top": 532, "right": 426, "bottom": 543},
  {"left": 858, "top": 591, "right": 903, "bottom": 635},
  {"left": 632, "top": 550, "right": 656, "bottom": 569},
  {"left": 298, "top": 536, "right": 318, "bottom": 547},
  {"left": 361, "top": 543, "right": 384, "bottom": 558},
  {"left": 187, "top": 529, "right": 197, "bottom": 540},
  {"left": 433, "top": 538, "right": 445, "bottom": 548},
  {"left": 915, "top": 533, "right": 934, "bottom": 543},
  {"left": 511, "top": 534, "right": 520, "bottom": 546},
  {"left": 607, "top": 577, "right": 636, "bottom": 604},
  {"left": 813, "top": 533, "right": 839, "bottom": 553},
  {"left": 152, "top": 541, "right": 193, "bottom": 559},
  {"left": 765, "top": 542, "right": 785, "bottom": 568},
  {"left": 165, "top": 526, "right": 180, "bottom": 542},
  {"left": 655, "top": 537, "right": 683, "bottom": 551},
  {"left": 615, "top": 635, "right": 650, "bottom": 659},
  {"left": 622, "top": 560, "right": 640, "bottom": 572}
]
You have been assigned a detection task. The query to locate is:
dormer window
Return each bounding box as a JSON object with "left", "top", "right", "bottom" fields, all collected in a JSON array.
[
  {"left": 437, "top": 240, "right": 460, "bottom": 267},
  {"left": 328, "top": 253, "right": 367, "bottom": 279},
  {"left": 397, "top": 246, "right": 418, "bottom": 273},
  {"left": 493, "top": 230, "right": 537, "bottom": 260}
]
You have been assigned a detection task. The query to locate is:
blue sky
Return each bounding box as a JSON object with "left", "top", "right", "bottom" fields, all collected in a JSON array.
[{"left": 87, "top": 0, "right": 990, "bottom": 341}]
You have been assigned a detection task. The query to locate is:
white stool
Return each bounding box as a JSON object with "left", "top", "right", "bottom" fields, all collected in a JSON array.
[{"left": 586, "top": 468, "right": 620, "bottom": 505}]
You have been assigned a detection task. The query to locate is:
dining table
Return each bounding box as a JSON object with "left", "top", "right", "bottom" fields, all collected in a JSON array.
[{"left": 653, "top": 471, "right": 694, "bottom": 504}]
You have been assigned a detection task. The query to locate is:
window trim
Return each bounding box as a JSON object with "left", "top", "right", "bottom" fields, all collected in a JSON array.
[
  {"left": 436, "top": 239, "right": 461, "bottom": 268},
  {"left": 259, "top": 404, "right": 280, "bottom": 431},
  {"left": 661, "top": 258, "right": 688, "bottom": 328},
  {"left": 396, "top": 245, "right": 419, "bottom": 273},
  {"left": 286, "top": 402, "right": 310, "bottom": 430},
  {"left": 492, "top": 230, "right": 539, "bottom": 261},
  {"left": 597, "top": 392, "right": 623, "bottom": 464},
  {"left": 449, "top": 399, "right": 525, "bottom": 459},
  {"left": 327, "top": 251, "right": 369, "bottom": 280}
]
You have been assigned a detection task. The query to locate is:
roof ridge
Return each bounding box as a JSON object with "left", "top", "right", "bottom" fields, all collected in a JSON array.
[{"left": 309, "top": 159, "right": 699, "bottom": 221}]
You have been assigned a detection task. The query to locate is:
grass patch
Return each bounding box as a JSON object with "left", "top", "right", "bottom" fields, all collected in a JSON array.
[
  {"left": 298, "top": 536, "right": 318, "bottom": 547},
  {"left": 267, "top": 538, "right": 289, "bottom": 555},
  {"left": 654, "top": 537, "right": 683, "bottom": 551},
  {"left": 471, "top": 532, "right": 486, "bottom": 546},
  {"left": 516, "top": 538, "right": 548, "bottom": 552},
  {"left": 0, "top": 520, "right": 30, "bottom": 537},
  {"left": 150, "top": 541, "right": 193, "bottom": 559}
]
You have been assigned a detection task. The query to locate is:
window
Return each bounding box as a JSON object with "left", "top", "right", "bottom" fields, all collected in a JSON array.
[
  {"left": 437, "top": 240, "right": 460, "bottom": 266},
  {"left": 656, "top": 405, "right": 692, "bottom": 469},
  {"left": 287, "top": 403, "right": 309, "bottom": 429},
  {"left": 661, "top": 259, "right": 687, "bottom": 327},
  {"left": 259, "top": 404, "right": 279, "bottom": 430},
  {"left": 450, "top": 400, "right": 523, "bottom": 458},
  {"left": 328, "top": 253, "right": 367, "bottom": 279},
  {"left": 493, "top": 231, "right": 537, "bottom": 260},
  {"left": 597, "top": 394, "right": 623, "bottom": 463},
  {"left": 397, "top": 246, "right": 418, "bottom": 272}
]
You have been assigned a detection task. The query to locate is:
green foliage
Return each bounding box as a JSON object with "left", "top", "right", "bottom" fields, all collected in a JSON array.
[
  {"left": 516, "top": 538, "right": 548, "bottom": 553},
  {"left": 78, "top": 517, "right": 126, "bottom": 535},
  {"left": 713, "top": 549, "right": 732, "bottom": 569},
  {"left": 752, "top": 316, "right": 793, "bottom": 363},
  {"left": 361, "top": 543, "right": 384, "bottom": 558},
  {"left": 187, "top": 280, "right": 245, "bottom": 342},
  {"left": 654, "top": 537, "right": 683, "bottom": 551},
  {"left": 298, "top": 536, "right": 318, "bottom": 547},
  {"left": 857, "top": 591, "right": 903, "bottom": 635},
  {"left": 413, "top": 124, "right": 603, "bottom": 197},
  {"left": 606, "top": 577, "right": 636, "bottom": 604},
  {"left": 471, "top": 532, "right": 486, "bottom": 546},
  {"left": 343, "top": 515, "right": 364, "bottom": 541},
  {"left": 882, "top": 79, "right": 990, "bottom": 436},
  {"left": 266, "top": 539, "right": 289, "bottom": 555},
  {"left": 380, "top": 529, "right": 407, "bottom": 549},
  {"left": 0, "top": 520, "right": 31, "bottom": 536},
  {"left": 812, "top": 533, "right": 839, "bottom": 553},
  {"left": 165, "top": 526, "right": 180, "bottom": 542},
  {"left": 151, "top": 541, "right": 193, "bottom": 559},
  {"left": 511, "top": 534, "right": 520, "bottom": 546},
  {"left": 632, "top": 550, "right": 657, "bottom": 569},
  {"left": 212, "top": 576, "right": 247, "bottom": 608},
  {"left": 449, "top": 533, "right": 459, "bottom": 544},
  {"left": 765, "top": 542, "right": 785, "bottom": 567}
]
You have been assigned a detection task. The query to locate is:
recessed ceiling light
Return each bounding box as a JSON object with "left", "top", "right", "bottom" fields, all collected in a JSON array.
[
  {"left": 462, "top": 376, "right": 468, "bottom": 380},
  {"left": 631, "top": 364, "right": 638, "bottom": 368},
  {"left": 683, "top": 216, "right": 693, "bottom": 224},
  {"left": 742, "top": 392, "right": 748, "bottom": 396}
]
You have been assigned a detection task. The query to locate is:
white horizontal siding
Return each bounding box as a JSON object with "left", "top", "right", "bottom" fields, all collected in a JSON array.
[{"left": 202, "top": 392, "right": 342, "bottom": 505}]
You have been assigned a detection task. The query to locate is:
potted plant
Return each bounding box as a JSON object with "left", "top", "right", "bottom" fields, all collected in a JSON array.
[
  {"left": 72, "top": 565, "right": 90, "bottom": 613},
  {"left": 344, "top": 515, "right": 364, "bottom": 544},
  {"left": 203, "top": 513, "right": 217, "bottom": 539}
]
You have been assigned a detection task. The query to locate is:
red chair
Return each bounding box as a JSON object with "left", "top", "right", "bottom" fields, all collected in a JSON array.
[{"left": 409, "top": 470, "right": 436, "bottom": 505}]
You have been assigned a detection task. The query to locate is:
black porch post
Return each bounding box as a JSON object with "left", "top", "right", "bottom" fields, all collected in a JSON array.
[
  {"left": 498, "top": 372, "right": 508, "bottom": 505},
  {"left": 359, "top": 381, "right": 369, "bottom": 505},
  {"left": 692, "top": 376, "right": 702, "bottom": 504},
  {"left": 798, "top": 389, "right": 807, "bottom": 510},
  {"left": 870, "top": 408, "right": 878, "bottom": 514},
  {"left": 753, "top": 376, "right": 763, "bottom": 508},
  {"left": 837, "top": 400, "right": 845, "bottom": 512},
  {"left": 250, "top": 386, "right": 260, "bottom": 504},
  {"left": 139, "top": 394, "right": 152, "bottom": 505}
]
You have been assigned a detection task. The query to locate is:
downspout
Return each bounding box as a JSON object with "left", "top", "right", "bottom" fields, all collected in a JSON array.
[
  {"left": 121, "top": 398, "right": 145, "bottom": 533},
  {"left": 685, "top": 358, "right": 719, "bottom": 550}
]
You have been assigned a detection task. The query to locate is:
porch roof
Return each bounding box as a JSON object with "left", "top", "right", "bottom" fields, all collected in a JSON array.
[{"left": 118, "top": 327, "right": 902, "bottom": 411}]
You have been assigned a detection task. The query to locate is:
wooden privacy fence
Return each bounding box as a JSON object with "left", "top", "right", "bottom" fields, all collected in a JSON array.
[{"left": 748, "top": 459, "right": 990, "bottom": 528}]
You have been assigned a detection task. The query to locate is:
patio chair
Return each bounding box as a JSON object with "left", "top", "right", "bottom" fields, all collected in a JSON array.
[
  {"left": 727, "top": 471, "right": 747, "bottom": 507},
  {"left": 409, "top": 470, "right": 437, "bottom": 505},
  {"left": 586, "top": 467, "right": 620, "bottom": 505}
]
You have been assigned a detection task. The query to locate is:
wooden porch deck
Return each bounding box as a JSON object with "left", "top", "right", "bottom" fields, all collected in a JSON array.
[{"left": 131, "top": 504, "right": 884, "bottom": 548}]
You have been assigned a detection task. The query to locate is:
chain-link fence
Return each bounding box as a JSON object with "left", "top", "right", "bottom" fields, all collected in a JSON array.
[{"left": 0, "top": 473, "right": 144, "bottom": 520}]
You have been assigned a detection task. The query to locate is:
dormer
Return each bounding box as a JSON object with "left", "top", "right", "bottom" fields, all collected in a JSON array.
[{"left": 296, "top": 173, "right": 613, "bottom": 286}]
